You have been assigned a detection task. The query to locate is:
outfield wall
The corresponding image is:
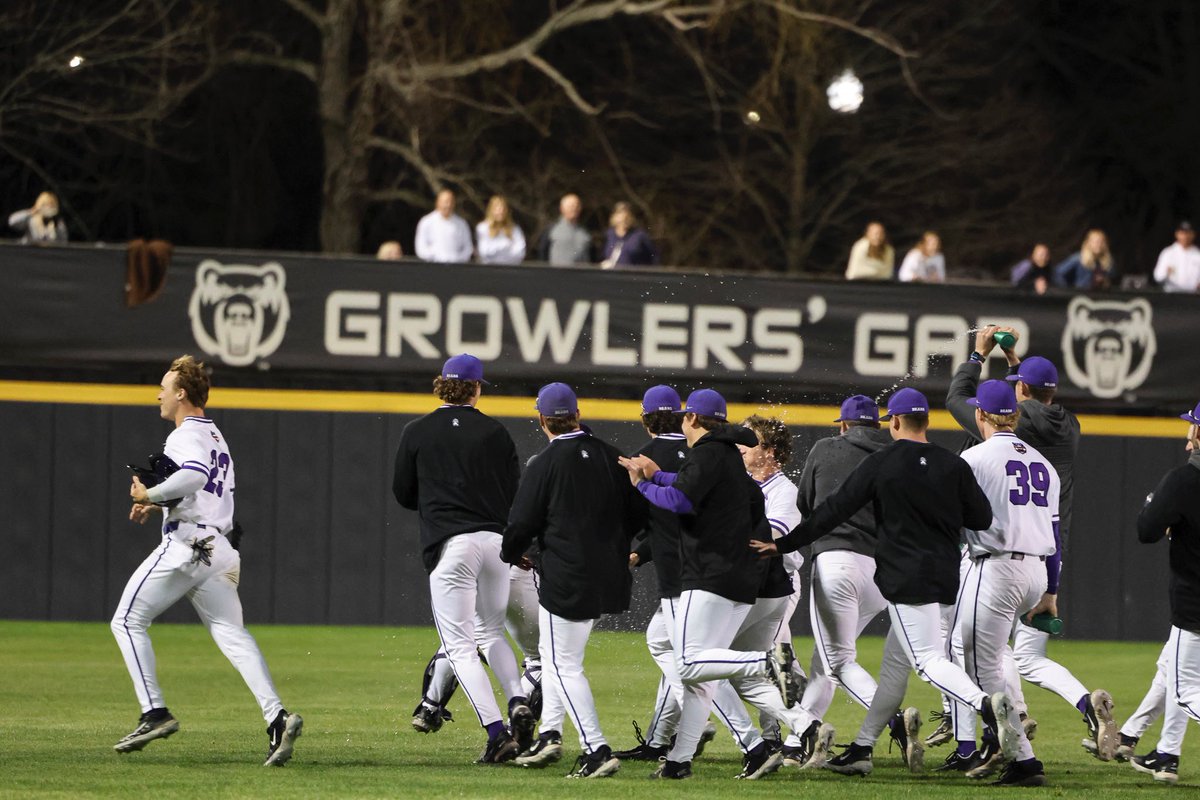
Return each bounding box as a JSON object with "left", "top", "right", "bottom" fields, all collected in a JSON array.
[{"left": 0, "top": 384, "right": 1184, "bottom": 642}]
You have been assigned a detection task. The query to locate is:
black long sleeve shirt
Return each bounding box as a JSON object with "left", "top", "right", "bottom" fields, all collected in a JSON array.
[
  {"left": 776, "top": 439, "right": 992, "bottom": 605},
  {"left": 1138, "top": 454, "right": 1200, "bottom": 632},
  {"left": 392, "top": 405, "right": 520, "bottom": 572},
  {"left": 632, "top": 434, "right": 689, "bottom": 600}
]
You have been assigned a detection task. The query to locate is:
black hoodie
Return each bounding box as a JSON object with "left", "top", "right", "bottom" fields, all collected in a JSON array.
[
  {"left": 947, "top": 360, "right": 1080, "bottom": 545},
  {"left": 797, "top": 426, "right": 893, "bottom": 558},
  {"left": 1138, "top": 452, "right": 1200, "bottom": 632}
]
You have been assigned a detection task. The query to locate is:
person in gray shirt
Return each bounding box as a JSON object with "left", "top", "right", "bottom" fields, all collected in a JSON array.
[{"left": 536, "top": 193, "right": 594, "bottom": 265}]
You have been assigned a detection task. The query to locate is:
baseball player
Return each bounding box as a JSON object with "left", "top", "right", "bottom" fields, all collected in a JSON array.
[
  {"left": 947, "top": 379, "right": 1058, "bottom": 786},
  {"left": 392, "top": 354, "right": 531, "bottom": 763},
  {"left": 943, "top": 328, "right": 1115, "bottom": 761},
  {"left": 1116, "top": 639, "right": 1188, "bottom": 782},
  {"left": 1129, "top": 399, "right": 1200, "bottom": 783},
  {"left": 779, "top": 395, "right": 892, "bottom": 769},
  {"left": 112, "top": 356, "right": 302, "bottom": 766},
  {"left": 620, "top": 389, "right": 807, "bottom": 780},
  {"left": 754, "top": 388, "right": 1020, "bottom": 778},
  {"left": 501, "top": 382, "right": 647, "bottom": 778}
]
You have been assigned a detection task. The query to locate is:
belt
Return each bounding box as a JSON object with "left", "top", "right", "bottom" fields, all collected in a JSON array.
[
  {"left": 164, "top": 521, "right": 208, "bottom": 533},
  {"left": 975, "top": 552, "right": 1046, "bottom": 562}
]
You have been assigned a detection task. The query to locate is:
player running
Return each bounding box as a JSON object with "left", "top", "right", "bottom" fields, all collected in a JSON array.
[{"left": 112, "top": 355, "right": 302, "bottom": 765}]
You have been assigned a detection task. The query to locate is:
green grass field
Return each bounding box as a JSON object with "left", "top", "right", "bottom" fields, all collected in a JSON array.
[{"left": 0, "top": 620, "right": 1193, "bottom": 798}]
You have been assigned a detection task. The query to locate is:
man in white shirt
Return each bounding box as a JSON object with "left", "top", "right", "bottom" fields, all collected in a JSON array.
[
  {"left": 415, "top": 189, "right": 474, "bottom": 263},
  {"left": 1153, "top": 221, "right": 1200, "bottom": 293}
]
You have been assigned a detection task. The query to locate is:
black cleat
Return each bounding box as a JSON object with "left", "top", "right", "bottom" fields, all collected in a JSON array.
[
  {"left": 766, "top": 644, "right": 797, "bottom": 707},
  {"left": 1131, "top": 750, "right": 1179, "bottom": 784},
  {"left": 924, "top": 709, "right": 953, "bottom": 747},
  {"left": 888, "top": 707, "right": 923, "bottom": 772},
  {"left": 935, "top": 749, "right": 979, "bottom": 772},
  {"left": 509, "top": 701, "right": 536, "bottom": 753},
  {"left": 514, "top": 731, "right": 563, "bottom": 767},
  {"left": 825, "top": 743, "right": 873, "bottom": 776},
  {"left": 478, "top": 732, "right": 520, "bottom": 765},
  {"left": 965, "top": 737, "right": 1003, "bottom": 779},
  {"left": 737, "top": 741, "right": 783, "bottom": 780},
  {"left": 613, "top": 741, "right": 668, "bottom": 761},
  {"left": 650, "top": 759, "right": 692, "bottom": 779},
  {"left": 1083, "top": 689, "right": 1117, "bottom": 761},
  {"left": 1115, "top": 733, "right": 1138, "bottom": 762},
  {"left": 566, "top": 744, "right": 620, "bottom": 778},
  {"left": 264, "top": 710, "right": 303, "bottom": 767},
  {"left": 411, "top": 702, "right": 450, "bottom": 734},
  {"left": 113, "top": 709, "right": 179, "bottom": 753},
  {"left": 993, "top": 757, "right": 1046, "bottom": 787}
]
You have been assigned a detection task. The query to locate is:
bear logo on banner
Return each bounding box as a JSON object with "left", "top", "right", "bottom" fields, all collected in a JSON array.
[
  {"left": 188, "top": 260, "right": 290, "bottom": 367},
  {"left": 1060, "top": 296, "right": 1157, "bottom": 399}
]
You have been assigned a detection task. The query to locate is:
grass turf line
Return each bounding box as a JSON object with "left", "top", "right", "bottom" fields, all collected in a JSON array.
[{"left": 0, "top": 620, "right": 1192, "bottom": 798}]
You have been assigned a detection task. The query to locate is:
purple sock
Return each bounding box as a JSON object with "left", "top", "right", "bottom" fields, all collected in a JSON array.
[
  {"left": 486, "top": 720, "right": 507, "bottom": 740},
  {"left": 1076, "top": 695, "right": 1090, "bottom": 715},
  {"left": 957, "top": 740, "right": 976, "bottom": 757}
]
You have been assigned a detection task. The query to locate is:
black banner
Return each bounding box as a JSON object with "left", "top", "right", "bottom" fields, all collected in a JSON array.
[{"left": 1, "top": 243, "right": 1195, "bottom": 411}]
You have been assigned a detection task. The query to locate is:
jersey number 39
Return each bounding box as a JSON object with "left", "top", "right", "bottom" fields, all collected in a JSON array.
[
  {"left": 205, "top": 450, "right": 230, "bottom": 497},
  {"left": 1006, "top": 460, "right": 1050, "bottom": 507}
]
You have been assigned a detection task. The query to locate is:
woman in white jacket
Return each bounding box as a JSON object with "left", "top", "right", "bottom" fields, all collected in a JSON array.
[
  {"left": 476, "top": 195, "right": 526, "bottom": 264},
  {"left": 898, "top": 231, "right": 946, "bottom": 283}
]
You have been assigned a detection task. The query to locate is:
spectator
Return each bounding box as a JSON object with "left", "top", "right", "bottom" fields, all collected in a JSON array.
[
  {"left": 376, "top": 240, "right": 403, "bottom": 260},
  {"left": 536, "top": 193, "right": 593, "bottom": 265},
  {"left": 897, "top": 231, "right": 946, "bottom": 283},
  {"left": 414, "top": 189, "right": 473, "bottom": 263},
  {"left": 9, "top": 191, "right": 67, "bottom": 243},
  {"left": 1011, "top": 243, "right": 1052, "bottom": 295},
  {"left": 600, "top": 201, "right": 659, "bottom": 268},
  {"left": 1053, "top": 229, "right": 1116, "bottom": 290},
  {"left": 845, "top": 221, "right": 894, "bottom": 281},
  {"left": 1153, "top": 221, "right": 1200, "bottom": 293},
  {"left": 475, "top": 195, "right": 526, "bottom": 265}
]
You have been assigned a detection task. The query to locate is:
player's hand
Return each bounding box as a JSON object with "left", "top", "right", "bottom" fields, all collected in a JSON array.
[
  {"left": 130, "top": 475, "right": 151, "bottom": 505},
  {"left": 749, "top": 539, "right": 779, "bottom": 558},
  {"left": 629, "top": 552, "right": 640, "bottom": 567},
  {"left": 617, "top": 456, "right": 647, "bottom": 486},
  {"left": 129, "top": 503, "right": 155, "bottom": 524},
  {"left": 1024, "top": 592, "right": 1058, "bottom": 623},
  {"left": 515, "top": 556, "right": 535, "bottom": 571},
  {"left": 974, "top": 324, "right": 999, "bottom": 358}
]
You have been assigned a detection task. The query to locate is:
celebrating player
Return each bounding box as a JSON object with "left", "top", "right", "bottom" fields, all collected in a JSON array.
[
  {"left": 501, "top": 382, "right": 647, "bottom": 778},
  {"left": 112, "top": 356, "right": 303, "bottom": 765},
  {"left": 392, "top": 354, "right": 531, "bottom": 763}
]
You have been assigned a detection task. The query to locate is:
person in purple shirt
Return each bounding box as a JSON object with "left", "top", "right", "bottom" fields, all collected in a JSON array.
[{"left": 601, "top": 201, "right": 659, "bottom": 268}]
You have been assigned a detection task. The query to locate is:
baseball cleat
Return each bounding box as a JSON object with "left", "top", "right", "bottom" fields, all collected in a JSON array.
[
  {"left": 935, "top": 749, "right": 978, "bottom": 772},
  {"left": 477, "top": 732, "right": 520, "bottom": 765},
  {"left": 993, "top": 757, "right": 1046, "bottom": 787},
  {"left": 515, "top": 731, "right": 562, "bottom": 767},
  {"left": 964, "top": 737, "right": 1003, "bottom": 779},
  {"left": 780, "top": 744, "right": 806, "bottom": 768},
  {"left": 1084, "top": 689, "right": 1117, "bottom": 761},
  {"left": 1020, "top": 713, "right": 1037, "bottom": 742},
  {"left": 804, "top": 723, "right": 836, "bottom": 770},
  {"left": 1131, "top": 749, "right": 1180, "bottom": 783},
  {"left": 924, "top": 710, "right": 953, "bottom": 747},
  {"left": 786, "top": 662, "right": 808, "bottom": 709},
  {"left": 766, "top": 644, "right": 797, "bottom": 707},
  {"left": 612, "top": 741, "right": 668, "bottom": 761},
  {"left": 983, "top": 692, "right": 1021, "bottom": 764},
  {"left": 411, "top": 702, "right": 449, "bottom": 734},
  {"left": 825, "top": 742, "right": 873, "bottom": 776},
  {"left": 566, "top": 745, "right": 620, "bottom": 778},
  {"left": 901, "top": 707, "right": 924, "bottom": 772},
  {"left": 650, "top": 759, "right": 692, "bottom": 779},
  {"left": 1115, "top": 733, "right": 1138, "bottom": 762},
  {"left": 694, "top": 722, "right": 717, "bottom": 757},
  {"left": 113, "top": 709, "right": 179, "bottom": 753},
  {"left": 737, "top": 742, "right": 783, "bottom": 780},
  {"left": 509, "top": 702, "right": 536, "bottom": 753},
  {"left": 264, "top": 710, "right": 303, "bottom": 767}
]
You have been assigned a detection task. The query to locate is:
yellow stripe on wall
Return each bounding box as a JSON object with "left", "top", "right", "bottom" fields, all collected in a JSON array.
[{"left": 0, "top": 379, "right": 1184, "bottom": 438}]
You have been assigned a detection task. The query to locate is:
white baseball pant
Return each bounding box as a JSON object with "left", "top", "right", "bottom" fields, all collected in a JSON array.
[
  {"left": 1170, "top": 626, "right": 1200, "bottom": 726},
  {"left": 643, "top": 597, "right": 684, "bottom": 748},
  {"left": 711, "top": 594, "right": 792, "bottom": 751},
  {"left": 428, "top": 531, "right": 521, "bottom": 728},
  {"left": 1120, "top": 638, "right": 1189, "bottom": 755},
  {"left": 538, "top": 607, "right": 607, "bottom": 754},
  {"left": 854, "top": 602, "right": 987, "bottom": 747},
  {"left": 111, "top": 526, "right": 283, "bottom": 722},
  {"left": 668, "top": 589, "right": 806, "bottom": 763}
]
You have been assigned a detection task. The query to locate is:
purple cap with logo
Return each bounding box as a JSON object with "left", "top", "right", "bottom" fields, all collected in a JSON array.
[
  {"left": 880, "top": 387, "right": 929, "bottom": 420},
  {"left": 535, "top": 382, "right": 578, "bottom": 418},
  {"left": 642, "top": 385, "right": 681, "bottom": 415},
  {"left": 1005, "top": 356, "right": 1058, "bottom": 389},
  {"left": 678, "top": 388, "right": 727, "bottom": 420},
  {"left": 835, "top": 394, "right": 879, "bottom": 423},
  {"left": 967, "top": 379, "right": 1018, "bottom": 415},
  {"left": 1182, "top": 401, "right": 1200, "bottom": 425},
  {"left": 441, "top": 353, "right": 489, "bottom": 385}
]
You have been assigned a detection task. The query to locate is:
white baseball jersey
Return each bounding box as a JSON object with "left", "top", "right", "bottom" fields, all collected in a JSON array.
[
  {"left": 760, "top": 471, "right": 804, "bottom": 572},
  {"left": 959, "top": 431, "right": 1058, "bottom": 557},
  {"left": 163, "top": 415, "right": 236, "bottom": 534}
]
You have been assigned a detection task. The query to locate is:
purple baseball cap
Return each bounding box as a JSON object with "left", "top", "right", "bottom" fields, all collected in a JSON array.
[
  {"left": 835, "top": 394, "right": 879, "bottom": 423},
  {"left": 678, "top": 388, "right": 727, "bottom": 420},
  {"left": 441, "top": 353, "right": 489, "bottom": 385},
  {"left": 880, "top": 387, "right": 929, "bottom": 420},
  {"left": 642, "top": 385, "right": 681, "bottom": 415},
  {"left": 967, "top": 380, "right": 1018, "bottom": 415},
  {"left": 1006, "top": 356, "right": 1058, "bottom": 389},
  {"left": 535, "top": 382, "right": 578, "bottom": 418},
  {"left": 1182, "top": 401, "right": 1200, "bottom": 425}
]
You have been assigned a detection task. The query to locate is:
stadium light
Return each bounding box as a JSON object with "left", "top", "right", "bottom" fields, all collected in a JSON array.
[{"left": 827, "top": 69, "right": 864, "bottom": 114}]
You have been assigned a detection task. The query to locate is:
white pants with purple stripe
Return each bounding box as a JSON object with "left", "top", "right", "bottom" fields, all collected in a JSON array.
[
  {"left": 711, "top": 594, "right": 791, "bottom": 751},
  {"left": 538, "top": 606, "right": 607, "bottom": 754},
  {"left": 1120, "top": 637, "right": 1190, "bottom": 755},
  {"left": 428, "top": 531, "right": 521, "bottom": 728},
  {"left": 644, "top": 597, "right": 684, "bottom": 748},
  {"left": 111, "top": 527, "right": 283, "bottom": 722},
  {"left": 1171, "top": 626, "right": 1200, "bottom": 726},
  {"left": 854, "top": 602, "right": 987, "bottom": 747}
]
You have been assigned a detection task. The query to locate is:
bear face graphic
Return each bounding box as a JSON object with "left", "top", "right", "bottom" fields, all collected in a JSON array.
[
  {"left": 1060, "top": 297, "right": 1156, "bottom": 399},
  {"left": 188, "top": 260, "right": 290, "bottom": 367}
]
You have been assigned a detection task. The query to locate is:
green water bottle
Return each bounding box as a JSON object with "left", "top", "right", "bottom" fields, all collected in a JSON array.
[
  {"left": 1026, "top": 612, "right": 1063, "bottom": 635},
  {"left": 993, "top": 331, "right": 1016, "bottom": 350}
]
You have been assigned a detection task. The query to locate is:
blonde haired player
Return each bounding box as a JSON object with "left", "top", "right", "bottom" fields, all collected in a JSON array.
[{"left": 113, "top": 356, "right": 302, "bottom": 765}]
